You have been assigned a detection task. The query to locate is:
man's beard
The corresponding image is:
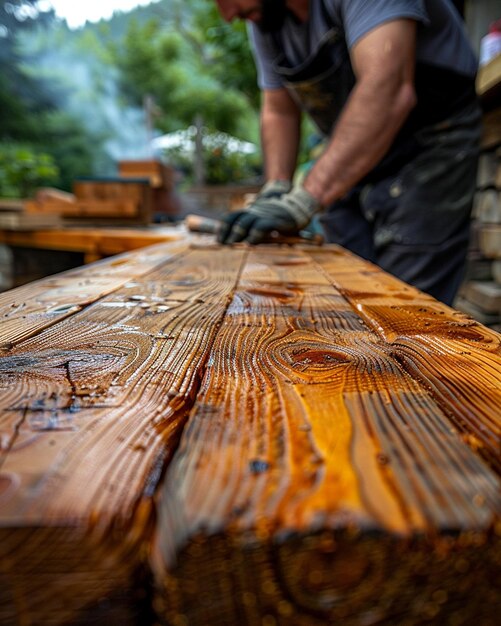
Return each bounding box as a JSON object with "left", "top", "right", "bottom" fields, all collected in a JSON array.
[{"left": 258, "top": 0, "right": 288, "bottom": 32}]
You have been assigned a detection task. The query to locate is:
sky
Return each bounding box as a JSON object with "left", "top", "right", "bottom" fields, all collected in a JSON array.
[{"left": 43, "top": 0, "right": 155, "bottom": 29}]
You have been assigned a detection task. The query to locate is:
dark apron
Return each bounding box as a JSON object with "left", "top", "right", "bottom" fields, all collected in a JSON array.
[
  {"left": 272, "top": 26, "right": 355, "bottom": 137},
  {"left": 271, "top": 19, "right": 422, "bottom": 182}
]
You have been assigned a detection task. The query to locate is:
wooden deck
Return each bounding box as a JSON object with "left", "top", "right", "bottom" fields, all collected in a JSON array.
[{"left": 0, "top": 235, "right": 499, "bottom": 625}]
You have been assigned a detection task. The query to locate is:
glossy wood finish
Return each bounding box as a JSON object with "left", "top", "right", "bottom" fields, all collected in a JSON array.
[
  {"left": 152, "top": 246, "right": 500, "bottom": 626},
  {"left": 0, "top": 239, "right": 499, "bottom": 625},
  {"left": 0, "top": 238, "right": 245, "bottom": 624},
  {"left": 0, "top": 225, "right": 183, "bottom": 264}
]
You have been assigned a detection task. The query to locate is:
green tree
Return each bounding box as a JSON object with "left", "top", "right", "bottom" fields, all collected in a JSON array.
[
  {"left": 13, "top": 11, "right": 120, "bottom": 187},
  {"left": 0, "top": 144, "right": 58, "bottom": 197},
  {"left": 41, "top": 111, "right": 106, "bottom": 191},
  {"left": 0, "top": 0, "right": 264, "bottom": 192},
  {"left": 0, "top": 2, "right": 106, "bottom": 191},
  {"left": 199, "top": 3, "right": 260, "bottom": 110},
  {"left": 0, "top": 1, "right": 57, "bottom": 141},
  {"left": 114, "top": 0, "right": 261, "bottom": 184}
]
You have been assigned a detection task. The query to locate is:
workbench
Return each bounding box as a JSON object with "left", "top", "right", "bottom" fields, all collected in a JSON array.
[
  {"left": 0, "top": 235, "right": 499, "bottom": 626},
  {"left": 0, "top": 226, "right": 183, "bottom": 264},
  {"left": 0, "top": 226, "right": 185, "bottom": 289}
]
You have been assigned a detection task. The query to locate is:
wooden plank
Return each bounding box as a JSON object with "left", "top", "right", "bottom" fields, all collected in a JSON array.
[
  {"left": 0, "top": 246, "right": 247, "bottom": 625},
  {"left": 455, "top": 295, "right": 501, "bottom": 327},
  {"left": 477, "top": 54, "right": 501, "bottom": 101},
  {"left": 474, "top": 189, "right": 501, "bottom": 224},
  {"left": 481, "top": 108, "right": 501, "bottom": 150},
  {"left": 96, "top": 228, "right": 184, "bottom": 256},
  {"left": 118, "top": 160, "right": 175, "bottom": 190},
  {"left": 0, "top": 240, "right": 189, "bottom": 352},
  {"left": 26, "top": 183, "right": 157, "bottom": 224},
  {"left": 0, "top": 226, "right": 183, "bottom": 257},
  {"left": 77, "top": 199, "right": 140, "bottom": 217},
  {"left": 27, "top": 199, "right": 141, "bottom": 218},
  {"left": 72, "top": 181, "right": 153, "bottom": 224},
  {"left": 479, "top": 224, "right": 501, "bottom": 258},
  {"left": 493, "top": 260, "right": 501, "bottom": 284},
  {"left": 0, "top": 199, "right": 25, "bottom": 211},
  {"left": 73, "top": 181, "right": 148, "bottom": 201},
  {"left": 0, "top": 212, "right": 61, "bottom": 229},
  {"left": 0, "top": 237, "right": 189, "bottom": 451},
  {"left": 312, "top": 249, "right": 501, "bottom": 471},
  {"left": 24, "top": 198, "right": 80, "bottom": 216},
  {"left": 462, "top": 281, "right": 501, "bottom": 313},
  {"left": 0, "top": 228, "right": 101, "bottom": 254},
  {"left": 152, "top": 246, "right": 500, "bottom": 626},
  {"left": 463, "top": 255, "right": 494, "bottom": 282}
]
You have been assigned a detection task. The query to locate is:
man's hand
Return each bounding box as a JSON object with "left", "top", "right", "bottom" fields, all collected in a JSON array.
[{"left": 217, "top": 181, "right": 321, "bottom": 244}]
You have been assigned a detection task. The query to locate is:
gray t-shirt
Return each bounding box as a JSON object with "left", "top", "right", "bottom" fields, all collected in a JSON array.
[{"left": 249, "top": 0, "right": 477, "bottom": 91}]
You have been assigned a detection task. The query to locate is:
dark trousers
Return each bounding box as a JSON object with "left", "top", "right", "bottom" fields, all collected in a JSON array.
[{"left": 319, "top": 102, "right": 482, "bottom": 306}]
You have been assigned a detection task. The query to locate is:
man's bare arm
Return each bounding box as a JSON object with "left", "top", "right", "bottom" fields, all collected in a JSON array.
[
  {"left": 261, "top": 88, "right": 302, "bottom": 181},
  {"left": 304, "top": 19, "right": 418, "bottom": 206}
]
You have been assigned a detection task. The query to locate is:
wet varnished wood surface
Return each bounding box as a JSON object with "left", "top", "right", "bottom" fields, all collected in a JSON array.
[{"left": 0, "top": 237, "right": 499, "bottom": 625}]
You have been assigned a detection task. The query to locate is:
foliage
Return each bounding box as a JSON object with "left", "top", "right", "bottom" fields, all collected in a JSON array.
[
  {"left": 0, "top": 0, "right": 265, "bottom": 189},
  {"left": 0, "top": 144, "right": 59, "bottom": 198},
  {"left": 162, "top": 132, "right": 261, "bottom": 185},
  {"left": 112, "top": 0, "right": 262, "bottom": 183},
  {"left": 113, "top": 13, "right": 258, "bottom": 139},
  {"left": 202, "top": 4, "right": 260, "bottom": 110},
  {"left": 0, "top": 1, "right": 57, "bottom": 141},
  {"left": 204, "top": 149, "right": 260, "bottom": 185},
  {"left": 0, "top": 2, "right": 104, "bottom": 190},
  {"left": 41, "top": 111, "right": 109, "bottom": 191}
]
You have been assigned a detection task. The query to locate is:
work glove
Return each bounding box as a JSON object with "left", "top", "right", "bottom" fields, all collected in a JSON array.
[{"left": 217, "top": 180, "right": 321, "bottom": 245}]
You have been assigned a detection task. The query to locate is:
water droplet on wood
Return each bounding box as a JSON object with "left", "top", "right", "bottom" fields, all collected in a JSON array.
[{"left": 249, "top": 459, "right": 270, "bottom": 474}]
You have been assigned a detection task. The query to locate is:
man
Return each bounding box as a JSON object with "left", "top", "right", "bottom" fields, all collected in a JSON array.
[{"left": 215, "top": 0, "right": 481, "bottom": 306}]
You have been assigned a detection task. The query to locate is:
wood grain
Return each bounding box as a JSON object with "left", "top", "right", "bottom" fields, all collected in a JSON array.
[
  {"left": 0, "top": 246, "right": 246, "bottom": 625},
  {"left": 152, "top": 246, "right": 501, "bottom": 626},
  {"left": 311, "top": 248, "right": 501, "bottom": 471},
  {"left": 0, "top": 239, "right": 188, "bottom": 353},
  {"left": 1, "top": 241, "right": 499, "bottom": 625}
]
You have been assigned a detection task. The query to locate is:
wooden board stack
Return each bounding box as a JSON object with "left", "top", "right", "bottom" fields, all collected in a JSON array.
[
  {"left": 0, "top": 199, "right": 61, "bottom": 230},
  {"left": 0, "top": 236, "right": 499, "bottom": 625},
  {"left": 23, "top": 160, "right": 179, "bottom": 225},
  {"left": 457, "top": 58, "right": 501, "bottom": 329}
]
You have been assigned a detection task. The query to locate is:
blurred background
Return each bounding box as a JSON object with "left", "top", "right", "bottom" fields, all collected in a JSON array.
[
  {"left": 0, "top": 0, "right": 265, "bottom": 197},
  {"left": 1, "top": 1, "right": 501, "bottom": 329}
]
